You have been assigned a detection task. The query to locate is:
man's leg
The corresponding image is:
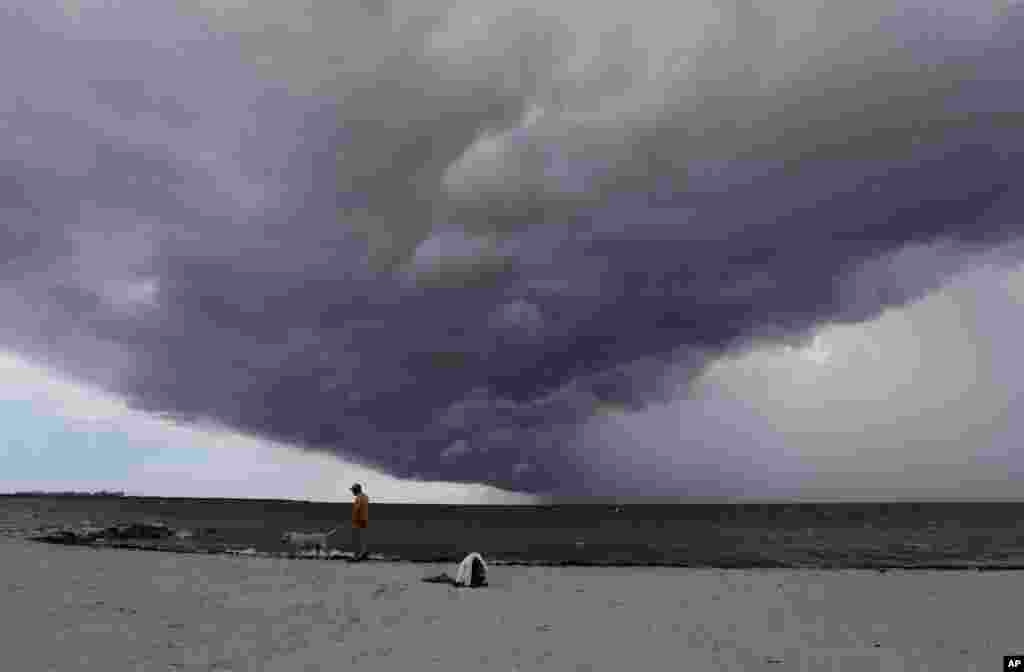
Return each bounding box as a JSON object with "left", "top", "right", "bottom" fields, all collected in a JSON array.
[
  {"left": 352, "top": 526, "right": 365, "bottom": 560},
  {"left": 358, "top": 526, "right": 368, "bottom": 559}
]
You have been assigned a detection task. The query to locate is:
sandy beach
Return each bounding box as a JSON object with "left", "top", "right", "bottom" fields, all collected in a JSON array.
[{"left": 1, "top": 537, "right": 1019, "bottom": 671}]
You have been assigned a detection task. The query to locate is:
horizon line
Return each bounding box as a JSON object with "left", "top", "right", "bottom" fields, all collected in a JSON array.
[{"left": 4, "top": 491, "right": 1024, "bottom": 505}]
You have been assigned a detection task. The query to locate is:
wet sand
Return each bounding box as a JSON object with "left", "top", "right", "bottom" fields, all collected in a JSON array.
[{"left": 1, "top": 536, "right": 1018, "bottom": 671}]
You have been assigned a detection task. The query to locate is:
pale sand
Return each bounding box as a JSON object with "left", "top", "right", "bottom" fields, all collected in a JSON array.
[{"left": 1, "top": 537, "right": 1019, "bottom": 671}]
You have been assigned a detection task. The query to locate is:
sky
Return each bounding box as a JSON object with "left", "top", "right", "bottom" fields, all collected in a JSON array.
[{"left": 1, "top": 0, "right": 1023, "bottom": 503}]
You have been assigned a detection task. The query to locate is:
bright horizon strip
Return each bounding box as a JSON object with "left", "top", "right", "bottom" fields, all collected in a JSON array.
[{"left": 0, "top": 350, "right": 537, "bottom": 505}]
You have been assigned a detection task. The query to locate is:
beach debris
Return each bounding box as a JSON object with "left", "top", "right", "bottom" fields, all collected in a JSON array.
[
  {"left": 31, "top": 529, "right": 79, "bottom": 544},
  {"left": 30, "top": 520, "right": 176, "bottom": 545},
  {"left": 423, "top": 552, "right": 489, "bottom": 588},
  {"left": 225, "top": 547, "right": 267, "bottom": 557},
  {"left": 76, "top": 525, "right": 110, "bottom": 541},
  {"left": 455, "top": 552, "right": 489, "bottom": 587},
  {"left": 31, "top": 525, "right": 109, "bottom": 544},
  {"left": 109, "top": 521, "right": 174, "bottom": 540},
  {"left": 422, "top": 573, "right": 456, "bottom": 585}
]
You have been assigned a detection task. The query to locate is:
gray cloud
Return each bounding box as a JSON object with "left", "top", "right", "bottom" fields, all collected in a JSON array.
[{"left": 2, "top": 0, "right": 1023, "bottom": 497}]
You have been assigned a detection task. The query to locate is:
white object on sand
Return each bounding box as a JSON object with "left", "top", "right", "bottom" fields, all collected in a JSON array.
[{"left": 454, "top": 552, "right": 488, "bottom": 587}]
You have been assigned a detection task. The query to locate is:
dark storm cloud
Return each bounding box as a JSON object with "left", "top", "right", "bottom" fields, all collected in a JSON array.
[{"left": 3, "top": 1, "right": 1023, "bottom": 496}]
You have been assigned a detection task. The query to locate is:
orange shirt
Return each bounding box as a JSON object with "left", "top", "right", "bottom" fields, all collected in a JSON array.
[{"left": 352, "top": 493, "right": 369, "bottom": 528}]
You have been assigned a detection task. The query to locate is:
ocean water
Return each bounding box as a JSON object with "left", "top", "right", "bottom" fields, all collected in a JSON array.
[{"left": 4, "top": 495, "right": 1024, "bottom": 568}]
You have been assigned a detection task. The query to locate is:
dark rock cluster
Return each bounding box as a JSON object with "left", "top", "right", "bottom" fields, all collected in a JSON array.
[{"left": 31, "top": 521, "right": 175, "bottom": 545}]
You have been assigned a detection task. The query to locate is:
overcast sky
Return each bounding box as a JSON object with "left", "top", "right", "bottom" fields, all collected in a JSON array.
[{"left": 1, "top": 0, "right": 1022, "bottom": 503}]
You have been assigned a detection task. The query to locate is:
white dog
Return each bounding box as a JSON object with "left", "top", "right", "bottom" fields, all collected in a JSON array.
[{"left": 280, "top": 527, "right": 338, "bottom": 558}]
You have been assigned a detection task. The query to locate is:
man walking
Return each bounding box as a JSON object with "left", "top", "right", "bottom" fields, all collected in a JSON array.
[{"left": 350, "top": 483, "right": 369, "bottom": 561}]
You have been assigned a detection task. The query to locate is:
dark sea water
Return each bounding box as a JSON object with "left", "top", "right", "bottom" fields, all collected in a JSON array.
[{"left": 4, "top": 495, "right": 1024, "bottom": 569}]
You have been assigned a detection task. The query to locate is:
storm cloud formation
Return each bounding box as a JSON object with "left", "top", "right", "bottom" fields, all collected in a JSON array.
[{"left": 2, "top": 1, "right": 1023, "bottom": 497}]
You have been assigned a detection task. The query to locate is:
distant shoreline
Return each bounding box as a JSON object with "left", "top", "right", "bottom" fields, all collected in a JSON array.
[
  {"left": 5, "top": 492, "right": 1024, "bottom": 506},
  {"left": 2, "top": 491, "right": 128, "bottom": 498}
]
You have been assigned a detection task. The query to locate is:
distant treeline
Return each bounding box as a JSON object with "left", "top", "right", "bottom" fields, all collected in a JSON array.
[{"left": 2, "top": 490, "right": 126, "bottom": 497}]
